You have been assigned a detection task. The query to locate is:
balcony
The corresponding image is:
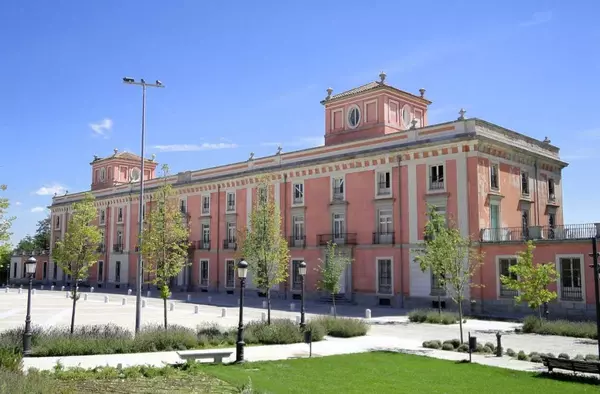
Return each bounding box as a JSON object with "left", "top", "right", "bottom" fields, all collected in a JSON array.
[
  {"left": 499, "top": 286, "right": 518, "bottom": 298},
  {"left": 332, "top": 187, "right": 344, "bottom": 201},
  {"left": 113, "top": 244, "right": 124, "bottom": 253},
  {"left": 480, "top": 223, "right": 600, "bottom": 243},
  {"left": 97, "top": 244, "right": 106, "bottom": 253},
  {"left": 561, "top": 286, "right": 583, "bottom": 302},
  {"left": 373, "top": 232, "right": 395, "bottom": 245},
  {"left": 317, "top": 233, "right": 357, "bottom": 246},
  {"left": 428, "top": 180, "right": 444, "bottom": 191},
  {"left": 192, "top": 240, "right": 211, "bottom": 250},
  {"left": 223, "top": 239, "right": 237, "bottom": 250},
  {"left": 376, "top": 182, "right": 391, "bottom": 197},
  {"left": 226, "top": 203, "right": 236, "bottom": 212},
  {"left": 287, "top": 236, "right": 306, "bottom": 248}
]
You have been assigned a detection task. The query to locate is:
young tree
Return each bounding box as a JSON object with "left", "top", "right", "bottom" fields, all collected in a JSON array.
[
  {"left": 33, "top": 216, "right": 51, "bottom": 251},
  {"left": 315, "top": 241, "right": 352, "bottom": 318},
  {"left": 415, "top": 205, "right": 484, "bottom": 343},
  {"left": 238, "top": 177, "right": 289, "bottom": 325},
  {"left": 16, "top": 235, "right": 37, "bottom": 254},
  {"left": 52, "top": 193, "right": 103, "bottom": 334},
  {"left": 500, "top": 240, "right": 558, "bottom": 320},
  {"left": 140, "top": 165, "right": 190, "bottom": 329},
  {"left": 0, "top": 184, "right": 15, "bottom": 273}
]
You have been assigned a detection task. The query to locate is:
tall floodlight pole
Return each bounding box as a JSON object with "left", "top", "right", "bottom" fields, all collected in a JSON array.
[{"left": 122, "top": 77, "right": 165, "bottom": 333}]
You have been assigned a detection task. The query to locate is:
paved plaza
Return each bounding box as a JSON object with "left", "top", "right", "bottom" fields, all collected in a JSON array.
[{"left": 1, "top": 287, "right": 599, "bottom": 375}]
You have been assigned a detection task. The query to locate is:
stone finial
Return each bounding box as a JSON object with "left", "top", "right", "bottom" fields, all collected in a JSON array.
[
  {"left": 543, "top": 136, "right": 551, "bottom": 144},
  {"left": 64, "top": 190, "right": 69, "bottom": 195},
  {"left": 53, "top": 192, "right": 57, "bottom": 197},
  {"left": 150, "top": 153, "right": 156, "bottom": 161},
  {"left": 419, "top": 88, "right": 426, "bottom": 98},
  {"left": 326, "top": 88, "right": 333, "bottom": 100},
  {"left": 93, "top": 154, "right": 99, "bottom": 161},
  {"left": 276, "top": 145, "right": 282, "bottom": 155},
  {"left": 113, "top": 148, "right": 119, "bottom": 156},
  {"left": 410, "top": 119, "right": 418, "bottom": 130},
  {"left": 379, "top": 71, "right": 387, "bottom": 84},
  {"left": 458, "top": 108, "right": 466, "bottom": 120},
  {"left": 248, "top": 152, "right": 255, "bottom": 161}
]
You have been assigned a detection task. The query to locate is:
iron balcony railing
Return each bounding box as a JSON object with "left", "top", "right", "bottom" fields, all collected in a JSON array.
[
  {"left": 499, "top": 287, "right": 518, "bottom": 298},
  {"left": 192, "top": 240, "right": 211, "bottom": 250},
  {"left": 480, "top": 223, "right": 600, "bottom": 243},
  {"left": 561, "top": 286, "right": 583, "bottom": 302},
  {"left": 373, "top": 231, "right": 395, "bottom": 245},
  {"left": 317, "top": 233, "right": 358, "bottom": 246},
  {"left": 288, "top": 235, "right": 306, "bottom": 248},
  {"left": 113, "top": 244, "right": 124, "bottom": 253},
  {"left": 332, "top": 186, "right": 344, "bottom": 200},
  {"left": 97, "top": 244, "right": 106, "bottom": 253},
  {"left": 377, "top": 182, "right": 391, "bottom": 196},
  {"left": 429, "top": 180, "right": 444, "bottom": 191},
  {"left": 223, "top": 239, "right": 237, "bottom": 250}
]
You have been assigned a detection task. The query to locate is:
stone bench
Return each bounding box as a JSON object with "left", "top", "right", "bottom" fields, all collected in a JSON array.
[
  {"left": 177, "top": 350, "right": 233, "bottom": 364},
  {"left": 541, "top": 356, "right": 600, "bottom": 375}
]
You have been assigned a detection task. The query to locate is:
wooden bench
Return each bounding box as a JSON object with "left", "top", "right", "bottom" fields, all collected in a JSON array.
[
  {"left": 541, "top": 356, "right": 600, "bottom": 375},
  {"left": 177, "top": 350, "right": 233, "bottom": 364}
]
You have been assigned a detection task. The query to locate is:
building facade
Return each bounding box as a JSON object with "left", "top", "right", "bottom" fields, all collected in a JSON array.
[{"left": 11, "top": 74, "right": 599, "bottom": 319}]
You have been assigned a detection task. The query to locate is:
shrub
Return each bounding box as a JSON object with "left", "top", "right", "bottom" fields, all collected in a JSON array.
[
  {"left": 484, "top": 342, "right": 496, "bottom": 352},
  {"left": 408, "top": 309, "right": 459, "bottom": 325},
  {"left": 422, "top": 340, "right": 442, "bottom": 349},
  {"left": 0, "top": 368, "right": 60, "bottom": 394},
  {"left": 573, "top": 354, "right": 585, "bottom": 361},
  {"left": 546, "top": 353, "right": 556, "bottom": 358},
  {"left": 530, "top": 355, "right": 543, "bottom": 363},
  {"left": 134, "top": 324, "right": 199, "bottom": 352},
  {"left": 442, "top": 340, "right": 456, "bottom": 350},
  {"left": 457, "top": 344, "right": 469, "bottom": 353},
  {"left": 521, "top": 315, "right": 597, "bottom": 339},
  {"left": 558, "top": 353, "right": 570, "bottom": 360},
  {"left": 529, "top": 352, "right": 539, "bottom": 358},
  {"left": 475, "top": 343, "right": 484, "bottom": 353},
  {"left": 442, "top": 343, "right": 454, "bottom": 351},
  {"left": 505, "top": 348, "right": 516, "bottom": 357},
  {"left": 450, "top": 339, "right": 461, "bottom": 349},
  {"left": 311, "top": 316, "right": 368, "bottom": 338},
  {"left": 517, "top": 351, "right": 528, "bottom": 361},
  {"left": 0, "top": 347, "right": 23, "bottom": 372},
  {"left": 585, "top": 354, "right": 599, "bottom": 362},
  {"left": 482, "top": 346, "right": 493, "bottom": 354}
]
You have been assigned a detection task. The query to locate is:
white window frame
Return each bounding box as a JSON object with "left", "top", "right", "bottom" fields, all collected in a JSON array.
[
  {"left": 201, "top": 195, "right": 211, "bottom": 215},
  {"left": 331, "top": 175, "right": 345, "bottom": 201},
  {"left": 378, "top": 209, "right": 393, "bottom": 235},
  {"left": 117, "top": 207, "right": 124, "bottom": 223},
  {"left": 375, "top": 170, "right": 392, "bottom": 197},
  {"left": 556, "top": 254, "right": 585, "bottom": 303},
  {"left": 290, "top": 258, "right": 304, "bottom": 291},
  {"left": 363, "top": 99, "right": 378, "bottom": 123},
  {"left": 179, "top": 197, "right": 187, "bottom": 214},
  {"left": 376, "top": 257, "right": 394, "bottom": 295},
  {"left": 401, "top": 104, "right": 412, "bottom": 129},
  {"left": 292, "top": 182, "right": 304, "bottom": 206},
  {"left": 292, "top": 215, "right": 305, "bottom": 241},
  {"left": 99, "top": 209, "right": 106, "bottom": 225},
  {"left": 100, "top": 167, "right": 106, "bottom": 182},
  {"left": 199, "top": 259, "right": 209, "bottom": 288},
  {"left": 490, "top": 201, "right": 500, "bottom": 229},
  {"left": 54, "top": 215, "right": 61, "bottom": 230},
  {"left": 226, "top": 191, "right": 236, "bottom": 212},
  {"left": 427, "top": 163, "right": 446, "bottom": 192},
  {"left": 116, "top": 230, "right": 123, "bottom": 248},
  {"left": 548, "top": 178, "right": 556, "bottom": 201},
  {"left": 225, "top": 259, "right": 236, "bottom": 289},
  {"left": 347, "top": 104, "right": 361, "bottom": 129},
  {"left": 202, "top": 224, "right": 210, "bottom": 248},
  {"left": 227, "top": 222, "right": 236, "bottom": 243},
  {"left": 489, "top": 161, "right": 500, "bottom": 191},
  {"left": 520, "top": 170, "right": 530, "bottom": 197},
  {"left": 333, "top": 212, "right": 345, "bottom": 239},
  {"left": 495, "top": 255, "right": 518, "bottom": 299}
]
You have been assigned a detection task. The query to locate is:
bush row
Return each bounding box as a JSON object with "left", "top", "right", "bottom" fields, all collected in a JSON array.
[
  {"left": 408, "top": 309, "right": 461, "bottom": 325},
  {"left": 521, "top": 315, "right": 597, "bottom": 339},
  {"left": 0, "top": 316, "right": 368, "bottom": 364}
]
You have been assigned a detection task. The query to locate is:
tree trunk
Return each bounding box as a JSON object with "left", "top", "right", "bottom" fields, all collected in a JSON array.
[
  {"left": 332, "top": 292, "right": 337, "bottom": 318},
  {"left": 267, "top": 288, "right": 272, "bottom": 325},
  {"left": 458, "top": 300, "right": 464, "bottom": 344},
  {"left": 538, "top": 305, "right": 542, "bottom": 321},
  {"left": 70, "top": 284, "right": 77, "bottom": 334},
  {"left": 437, "top": 294, "right": 442, "bottom": 315},
  {"left": 163, "top": 297, "right": 168, "bottom": 330}
]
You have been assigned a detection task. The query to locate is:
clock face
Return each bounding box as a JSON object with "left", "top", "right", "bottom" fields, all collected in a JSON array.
[
  {"left": 130, "top": 168, "right": 141, "bottom": 181},
  {"left": 401, "top": 105, "right": 412, "bottom": 129},
  {"left": 347, "top": 105, "right": 361, "bottom": 129}
]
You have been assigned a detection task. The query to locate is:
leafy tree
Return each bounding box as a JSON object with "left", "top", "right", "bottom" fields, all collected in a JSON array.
[
  {"left": 140, "top": 165, "right": 190, "bottom": 329},
  {"left": 238, "top": 177, "right": 289, "bottom": 324},
  {"left": 52, "top": 193, "right": 103, "bottom": 334},
  {"left": 415, "top": 205, "right": 484, "bottom": 343},
  {"left": 16, "top": 235, "right": 36, "bottom": 254},
  {"left": 0, "top": 184, "right": 15, "bottom": 284},
  {"left": 500, "top": 240, "right": 558, "bottom": 320},
  {"left": 33, "top": 216, "right": 50, "bottom": 250},
  {"left": 315, "top": 241, "right": 352, "bottom": 318}
]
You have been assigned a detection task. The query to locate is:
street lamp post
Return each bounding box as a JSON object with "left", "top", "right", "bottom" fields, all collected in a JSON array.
[
  {"left": 589, "top": 236, "right": 600, "bottom": 358},
  {"left": 122, "top": 77, "right": 164, "bottom": 334},
  {"left": 299, "top": 261, "right": 307, "bottom": 329},
  {"left": 236, "top": 260, "right": 248, "bottom": 363},
  {"left": 23, "top": 257, "right": 37, "bottom": 356}
]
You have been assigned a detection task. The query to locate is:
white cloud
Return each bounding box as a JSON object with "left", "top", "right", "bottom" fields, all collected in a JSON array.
[
  {"left": 152, "top": 143, "right": 239, "bottom": 152},
  {"left": 90, "top": 118, "right": 113, "bottom": 138},
  {"left": 35, "top": 184, "right": 67, "bottom": 196},
  {"left": 30, "top": 206, "right": 46, "bottom": 213},
  {"left": 260, "top": 136, "right": 324, "bottom": 149},
  {"left": 14, "top": 201, "right": 22, "bottom": 206},
  {"left": 520, "top": 11, "right": 553, "bottom": 27}
]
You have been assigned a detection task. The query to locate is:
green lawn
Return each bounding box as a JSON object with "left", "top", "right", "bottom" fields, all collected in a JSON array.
[{"left": 203, "top": 352, "right": 599, "bottom": 394}]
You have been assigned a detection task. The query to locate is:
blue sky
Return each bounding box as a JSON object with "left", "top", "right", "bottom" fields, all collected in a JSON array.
[{"left": 1, "top": 0, "right": 598, "bottom": 244}]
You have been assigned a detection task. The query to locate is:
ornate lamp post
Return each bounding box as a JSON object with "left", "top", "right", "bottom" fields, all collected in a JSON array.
[
  {"left": 236, "top": 260, "right": 248, "bottom": 363},
  {"left": 23, "top": 256, "right": 37, "bottom": 356},
  {"left": 299, "top": 261, "right": 307, "bottom": 329}
]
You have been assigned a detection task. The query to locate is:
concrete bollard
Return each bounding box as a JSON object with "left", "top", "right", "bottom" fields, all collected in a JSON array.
[
  {"left": 365, "top": 309, "right": 372, "bottom": 319},
  {"left": 4, "top": 288, "right": 7, "bottom": 293},
  {"left": 83, "top": 293, "right": 88, "bottom": 301},
  {"left": 237, "top": 298, "right": 240, "bottom": 306},
  {"left": 221, "top": 308, "right": 227, "bottom": 317},
  {"left": 169, "top": 302, "right": 175, "bottom": 311},
  {"left": 296, "top": 316, "right": 301, "bottom": 324},
  {"left": 66, "top": 291, "right": 70, "bottom": 298},
  {"left": 32, "top": 289, "right": 36, "bottom": 295},
  {"left": 208, "top": 296, "right": 212, "bottom": 304},
  {"left": 261, "top": 312, "right": 266, "bottom": 321},
  {"left": 90, "top": 287, "right": 94, "bottom": 293},
  {"left": 330, "top": 306, "right": 335, "bottom": 315},
  {"left": 122, "top": 298, "right": 127, "bottom": 305},
  {"left": 127, "top": 289, "right": 132, "bottom": 295},
  {"left": 104, "top": 295, "right": 109, "bottom": 303},
  {"left": 290, "top": 303, "right": 295, "bottom": 311},
  {"left": 187, "top": 294, "right": 191, "bottom": 302},
  {"left": 51, "top": 285, "right": 55, "bottom": 291},
  {"left": 20, "top": 285, "right": 23, "bottom": 289},
  {"left": 142, "top": 299, "right": 146, "bottom": 308},
  {"left": 146, "top": 290, "right": 151, "bottom": 297},
  {"left": 40, "top": 285, "right": 44, "bottom": 290},
  {"left": 76, "top": 286, "right": 79, "bottom": 291},
  {"left": 18, "top": 288, "right": 22, "bottom": 294},
  {"left": 262, "top": 300, "right": 267, "bottom": 308},
  {"left": 194, "top": 305, "right": 199, "bottom": 314},
  {"left": 61, "top": 286, "right": 65, "bottom": 291}
]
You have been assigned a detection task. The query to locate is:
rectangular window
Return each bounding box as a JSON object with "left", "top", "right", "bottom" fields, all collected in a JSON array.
[
  {"left": 293, "top": 183, "right": 304, "bottom": 205},
  {"left": 521, "top": 171, "right": 529, "bottom": 196},
  {"left": 43, "top": 262, "right": 48, "bottom": 280},
  {"left": 377, "top": 171, "right": 391, "bottom": 196},
  {"left": 429, "top": 164, "right": 444, "bottom": 191},
  {"left": 180, "top": 199, "right": 187, "bottom": 214},
  {"left": 227, "top": 222, "right": 236, "bottom": 243},
  {"left": 293, "top": 216, "right": 305, "bottom": 241},
  {"left": 226, "top": 192, "right": 236, "bottom": 212},
  {"left": 115, "top": 261, "right": 121, "bottom": 283},
  {"left": 52, "top": 262, "right": 57, "bottom": 280},
  {"left": 548, "top": 178, "right": 555, "bottom": 201},
  {"left": 141, "top": 205, "right": 145, "bottom": 221},
  {"left": 117, "top": 208, "right": 123, "bottom": 223},
  {"left": 490, "top": 163, "right": 499, "bottom": 190},
  {"left": 13, "top": 262, "right": 17, "bottom": 278},
  {"left": 55, "top": 216, "right": 61, "bottom": 230},
  {"left": 560, "top": 257, "right": 582, "bottom": 301},
  {"left": 225, "top": 260, "right": 235, "bottom": 288},
  {"left": 333, "top": 213, "right": 345, "bottom": 239},
  {"left": 202, "top": 196, "right": 210, "bottom": 214},
  {"left": 117, "top": 231, "right": 123, "bottom": 247},
  {"left": 378, "top": 209, "right": 393, "bottom": 235},
  {"left": 291, "top": 259, "right": 303, "bottom": 291},
  {"left": 99, "top": 209, "right": 105, "bottom": 225},
  {"left": 202, "top": 224, "right": 210, "bottom": 248},
  {"left": 521, "top": 209, "right": 529, "bottom": 238},
  {"left": 200, "top": 260, "right": 209, "bottom": 287},
  {"left": 431, "top": 272, "right": 445, "bottom": 295},
  {"left": 377, "top": 259, "right": 392, "bottom": 295},
  {"left": 332, "top": 177, "right": 344, "bottom": 200},
  {"left": 490, "top": 203, "right": 499, "bottom": 229},
  {"left": 499, "top": 258, "right": 518, "bottom": 297},
  {"left": 98, "top": 261, "right": 104, "bottom": 282}
]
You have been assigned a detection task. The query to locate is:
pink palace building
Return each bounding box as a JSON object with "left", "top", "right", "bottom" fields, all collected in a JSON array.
[{"left": 10, "top": 73, "right": 600, "bottom": 319}]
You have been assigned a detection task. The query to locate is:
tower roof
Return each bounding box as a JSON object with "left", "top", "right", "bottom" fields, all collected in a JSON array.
[{"left": 320, "top": 79, "right": 432, "bottom": 105}]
